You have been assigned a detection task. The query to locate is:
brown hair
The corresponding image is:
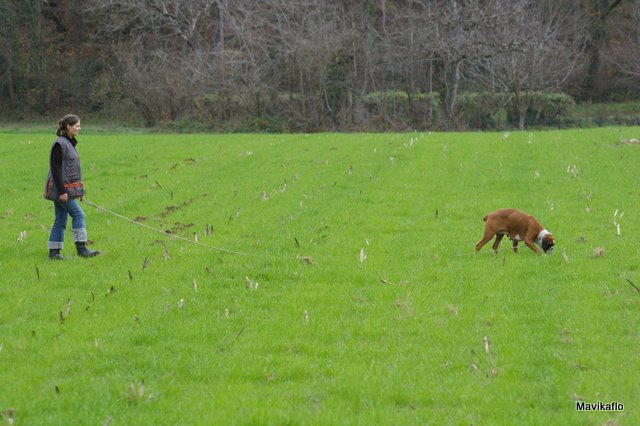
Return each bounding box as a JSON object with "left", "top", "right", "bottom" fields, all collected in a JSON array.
[{"left": 56, "top": 114, "right": 80, "bottom": 137}]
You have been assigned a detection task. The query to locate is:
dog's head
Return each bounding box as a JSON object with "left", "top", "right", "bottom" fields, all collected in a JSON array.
[{"left": 541, "top": 233, "right": 555, "bottom": 253}]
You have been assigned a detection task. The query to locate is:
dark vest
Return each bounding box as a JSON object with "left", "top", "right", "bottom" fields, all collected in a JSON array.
[{"left": 44, "top": 137, "right": 84, "bottom": 200}]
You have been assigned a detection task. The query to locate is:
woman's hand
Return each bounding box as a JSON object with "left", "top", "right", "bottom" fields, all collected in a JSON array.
[{"left": 59, "top": 193, "right": 69, "bottom": 203}]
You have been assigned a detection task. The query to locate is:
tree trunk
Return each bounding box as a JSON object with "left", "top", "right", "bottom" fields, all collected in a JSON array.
[
  {"left": 585, "top": 0, "right": 623, "bottom": 100},
  {"left": 444, "top": 61, "right": 461, "bottom": 129}
]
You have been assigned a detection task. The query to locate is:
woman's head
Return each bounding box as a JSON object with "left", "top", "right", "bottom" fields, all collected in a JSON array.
[{"left": 56, "top": 114, "right": 81, "bottom": 138}]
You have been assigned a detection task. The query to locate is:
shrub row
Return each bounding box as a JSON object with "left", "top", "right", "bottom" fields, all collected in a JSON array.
[{"left": 164, "top": 91, "right": 640, "bottom": 132}]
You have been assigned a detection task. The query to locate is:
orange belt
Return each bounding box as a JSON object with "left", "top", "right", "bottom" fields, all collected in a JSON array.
[{"left": 64, "top": 181, "right": 83, "bottom": 188}]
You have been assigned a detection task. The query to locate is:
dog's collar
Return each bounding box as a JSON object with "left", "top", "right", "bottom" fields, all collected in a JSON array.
[{"left": 536, "top": 229, "right": 550, "bottom": 245}]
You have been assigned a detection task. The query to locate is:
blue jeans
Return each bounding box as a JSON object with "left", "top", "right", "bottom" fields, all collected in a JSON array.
[{"left": 47, "top": 198, "right": 88, "bottom": 249}]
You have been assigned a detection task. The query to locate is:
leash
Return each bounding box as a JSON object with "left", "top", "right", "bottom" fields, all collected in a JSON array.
[
  {"left": 81, "top": 198, "right": 248, "bottom": 256},
  {"left": 456, "top": 245, "right": 528, "bottom": 257}
]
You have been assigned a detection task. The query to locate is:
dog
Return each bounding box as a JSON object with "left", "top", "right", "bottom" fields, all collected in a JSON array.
[{"left": 475, "top": 208, "right": 555, "bottom": 254}]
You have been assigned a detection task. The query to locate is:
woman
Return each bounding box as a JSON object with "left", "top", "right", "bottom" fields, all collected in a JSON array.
[{"left": 44, "top": 114, "right": 101, "bottom": 259}]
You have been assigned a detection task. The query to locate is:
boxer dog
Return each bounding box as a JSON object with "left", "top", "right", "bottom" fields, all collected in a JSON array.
[{"left": 475, "top": 208, "right": 555, "bottom": 254}]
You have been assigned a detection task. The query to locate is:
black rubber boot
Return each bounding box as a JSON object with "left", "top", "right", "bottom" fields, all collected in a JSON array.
[
  {"left": 75, "top": 241, "right": 101, "bottom": 258},
  {"left": 49, "top": 249, "right": 65, "bottom": 260}
]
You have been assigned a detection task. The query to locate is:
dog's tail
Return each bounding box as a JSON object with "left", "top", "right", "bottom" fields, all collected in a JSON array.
[{"left": 482, "top": 215, "right": 489, "bottom": 222}]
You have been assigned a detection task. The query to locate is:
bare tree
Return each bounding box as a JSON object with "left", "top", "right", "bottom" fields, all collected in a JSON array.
[
  {"left": 408, "top": 0, "right": 515, "bottom": 129},
  {"left": 465, "top": 0, "right": 587, "bottom": 129},
  {"left": 71, "top": 0, "right": 632, "bottom": 130},
  {"left": 606, "top": 0, "right": 640, "bottom": 78},
  {"left": 85, "top": 0, "right": 218, "bottom": 48},
  {"left": 0, "top": 0, "right": 18, "bottom": 103},
  {"left": 583, "top": 0, "right": 624, "bottom": 100},
  {"left": 83, "top": 0, "right": 220, "bottom": 124}
]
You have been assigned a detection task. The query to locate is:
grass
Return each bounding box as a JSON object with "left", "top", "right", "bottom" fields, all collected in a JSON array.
[{"left": 1, "top": 128, "right": 639, "bottom": 425}]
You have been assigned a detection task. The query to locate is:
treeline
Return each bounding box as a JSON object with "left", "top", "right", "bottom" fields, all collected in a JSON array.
[{"left": 1, "top": 0, "right": 639, "bottom": 131}]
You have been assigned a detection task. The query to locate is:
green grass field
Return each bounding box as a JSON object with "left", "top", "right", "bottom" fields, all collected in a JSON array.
[{"left": 1, "top": 128, "right": 638, "bottom": 425}]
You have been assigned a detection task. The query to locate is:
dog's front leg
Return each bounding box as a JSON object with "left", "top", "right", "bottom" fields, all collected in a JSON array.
[
  {"left": 511, "top": 239, "right": 519, "bottom": 253},
  {"left": 524, "top": 240, "right": 541, "bottom": 254}
]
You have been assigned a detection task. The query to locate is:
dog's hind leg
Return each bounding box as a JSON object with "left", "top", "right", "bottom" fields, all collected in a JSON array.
[
  {"left": 511, "top": 239, "right": 518, "bottom": 253},
  {"left": 491, "top": 233, "right": 504, "bottom": 252},
  {"left": 475, "top": 233, "right": 495, "bottom": 252}
]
